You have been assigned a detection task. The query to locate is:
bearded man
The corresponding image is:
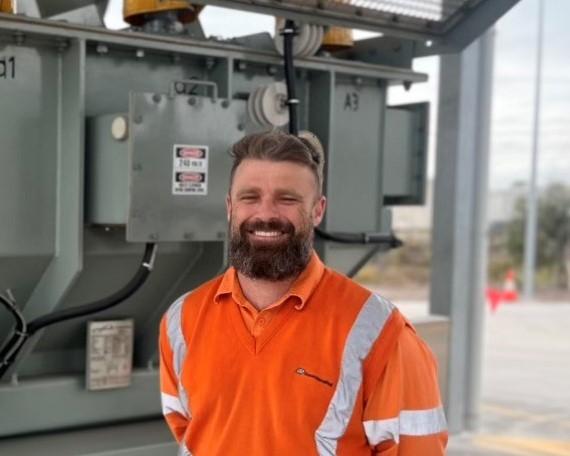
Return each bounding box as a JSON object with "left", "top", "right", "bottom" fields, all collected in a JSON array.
[{"left": 159, "top": 131, "right": 448, "bottom": 456}]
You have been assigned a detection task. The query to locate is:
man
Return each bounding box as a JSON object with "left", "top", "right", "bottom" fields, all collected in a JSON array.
[{"left": 159, "top": 131, "right": 448, "bottom": 455}]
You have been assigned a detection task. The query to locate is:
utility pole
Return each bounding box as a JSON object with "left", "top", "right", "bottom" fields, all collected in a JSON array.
[{"left": 523, "top": 0, "right": 545, "bottom": 300}]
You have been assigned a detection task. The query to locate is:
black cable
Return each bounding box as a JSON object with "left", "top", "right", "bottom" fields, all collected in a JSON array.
[
  {"left": 281, "top": 19, "right": 299, "bottom": 136},
  {"left": 0, "top": 243, "right": 157, "bottom": 379},
  {"left": 346, "top": 245, "right": 385, "bottom": 279},
  {"left": 0, "top": 293, "right": 26, "bottom": 334},
  {"left": 314, "top": 227, "right": 403, "bottom": 247},
  {"left": 0, "top": 293, "right": 27, "bottom": 370}
]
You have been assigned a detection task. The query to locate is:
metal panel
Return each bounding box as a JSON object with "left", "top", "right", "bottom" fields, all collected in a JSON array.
[
  {"left": 86, "top": 114, "right": 129, "bottom": 225},
  {"left": 383, "top": 102, "right": 428, "bottom": 205},
  {"left": 307, "top": 71, "right": 394, "bottom": 274},
  {"left": 0, "top": 42, "right": 58, "bottom": 256},
  {"left": 84, "top": 49, "right": 208, "bottom": 117},
  {"left": 326, "top": 75, "right": 385, "bottom": 233},
  {"left": 128, "top": 93, "right": 244, "bottom": 242}
]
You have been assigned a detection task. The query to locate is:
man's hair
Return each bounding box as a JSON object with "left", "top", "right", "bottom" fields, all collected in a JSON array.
[{"left": 229, "top": 130, "right": 325, "bottom": 194}]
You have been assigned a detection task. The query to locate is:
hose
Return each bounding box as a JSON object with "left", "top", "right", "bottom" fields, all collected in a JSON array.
[
  {"left": 281, "top": 19, "right": 299, "bottom": 136},
  {"left": 346, "top": 245, "right": 385, "bottom": 279},
  {"left": 314, "top": 227, "right": 402, "bottom": 247},
  {"left": 0, "top": 243, "right": 157, "bottom": 379},
  {"left": 0, "top": 293, "right": 27, "bottom": 368}
]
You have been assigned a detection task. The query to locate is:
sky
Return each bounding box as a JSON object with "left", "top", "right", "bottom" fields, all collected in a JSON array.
[
  {"left": 491, "top": 0, "right": 570, "bottom": 190},
  {"left": 105, "top": 0, "right": 569, "bottom": 191}
]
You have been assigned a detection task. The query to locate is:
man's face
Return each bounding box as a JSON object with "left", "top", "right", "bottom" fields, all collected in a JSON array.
[{"left": 226, "top": 159, "right": 326, "bottom": 281}]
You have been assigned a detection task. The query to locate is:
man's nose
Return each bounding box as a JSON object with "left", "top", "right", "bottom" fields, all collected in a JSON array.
[{"left": 256, "top": 197, "right": 279, "bottom": 219}]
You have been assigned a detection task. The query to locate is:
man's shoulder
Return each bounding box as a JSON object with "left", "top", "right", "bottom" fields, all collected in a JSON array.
[
  {"left": 321, "top": 266, "right": 369, "bottom": 293},
  {"left": 323, "top": 267, "right": 396, "bottom": 303},
  {"left": 319, "top": 267, "right": 396, "bottom": 314}
]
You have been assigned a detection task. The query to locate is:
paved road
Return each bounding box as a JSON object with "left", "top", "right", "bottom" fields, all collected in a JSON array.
[{"left": 409, "top": 301, "right": 570, "bottom": 456}]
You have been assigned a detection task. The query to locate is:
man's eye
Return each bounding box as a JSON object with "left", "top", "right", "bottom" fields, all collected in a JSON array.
[
  {"left": 240, "top": 195, "right": 258, "bottom": 201},
  {"left": 280, "top": 197, "right": 299, "bottom": 203}
]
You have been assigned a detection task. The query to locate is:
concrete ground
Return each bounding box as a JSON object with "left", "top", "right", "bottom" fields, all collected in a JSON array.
[{"left": 397, "top": 299, "right": 570, "bottom": 456}]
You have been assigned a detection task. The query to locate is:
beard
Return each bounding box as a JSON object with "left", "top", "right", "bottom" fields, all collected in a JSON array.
[{"left": 228, "top": 216, "right": 314, "bottom": 281}]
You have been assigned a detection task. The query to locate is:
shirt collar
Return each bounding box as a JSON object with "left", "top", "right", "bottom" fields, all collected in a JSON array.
[{"left": 214, "top": 251, "right": 325, "bottom": 310}]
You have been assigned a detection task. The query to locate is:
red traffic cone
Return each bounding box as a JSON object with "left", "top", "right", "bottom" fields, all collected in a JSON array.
[
  {"left": 486, "top": 288, "right": 502, "bottom": 313},
  {"left": 502, "top": 269, "right": 518, "bottom": 302}
]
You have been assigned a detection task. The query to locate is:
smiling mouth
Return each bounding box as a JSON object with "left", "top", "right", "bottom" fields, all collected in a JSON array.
[{"left": 250, "top": 230, "right": 286, "bottom": 239}]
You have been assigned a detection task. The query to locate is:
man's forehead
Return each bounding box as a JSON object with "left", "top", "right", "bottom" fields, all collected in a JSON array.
[
  {"left": 230, "top": 158, "right": 320, "bottom": 198},
  {"left": 233, "top": 158, "right": 315, "bottom": 182}
]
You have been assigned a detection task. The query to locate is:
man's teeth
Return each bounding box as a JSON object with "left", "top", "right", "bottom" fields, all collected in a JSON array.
[{"left": 253, "top": 231, "right": 281, "bottom": 237}]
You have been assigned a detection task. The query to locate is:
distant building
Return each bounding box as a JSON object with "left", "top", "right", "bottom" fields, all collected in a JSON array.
[
  {"left": 391, "top": 180, "right": 433, "bottom": 236},
  {"left": 487, "top": 183, "right": 527, "bottom": 225}
]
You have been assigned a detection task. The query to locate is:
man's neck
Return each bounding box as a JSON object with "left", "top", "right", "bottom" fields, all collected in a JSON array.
[{"left": 236, "top": 272, "right": 298, "bottom": 311}]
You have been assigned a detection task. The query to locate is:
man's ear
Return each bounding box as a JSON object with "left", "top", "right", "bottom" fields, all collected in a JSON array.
[
  {"left": 226, "top": 194, "right": 232, "bottom": 222},
  {"left": 312, "top": 196, "right": 327, "bottom": 227}
]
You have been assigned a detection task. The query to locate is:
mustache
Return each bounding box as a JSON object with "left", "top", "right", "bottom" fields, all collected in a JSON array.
[{"left": 240, "top": 218, "right": 296, "bottom": 235}]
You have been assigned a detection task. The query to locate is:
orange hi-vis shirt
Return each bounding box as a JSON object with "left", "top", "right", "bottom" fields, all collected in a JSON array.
[{"left": 159, "top": 253, "right": 448, "bottom": 455}]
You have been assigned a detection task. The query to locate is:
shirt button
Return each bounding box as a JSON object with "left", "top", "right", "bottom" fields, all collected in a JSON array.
[{"left": 258, "top": 317, "right": 266, "bottom": 326}]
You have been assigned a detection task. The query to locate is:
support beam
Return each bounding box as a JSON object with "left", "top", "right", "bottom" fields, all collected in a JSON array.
[{"left": 430, "top": 28, "right": 495, "bottom": 433}]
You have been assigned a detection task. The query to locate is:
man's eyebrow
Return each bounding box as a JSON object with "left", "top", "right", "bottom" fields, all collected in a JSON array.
[
  {"left": 235, "top": 187, "right": 260, "bottom": 197},
  {"left": 275, "top": 189, "right": 304, "bottom": 199}
]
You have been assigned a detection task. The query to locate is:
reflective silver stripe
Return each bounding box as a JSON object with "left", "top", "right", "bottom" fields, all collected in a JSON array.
[
  {"left": 363, "top": 406, "right": 448, "bottom": 445},
  {"left": 161, "top": 392, "right": 186, "bottom": 417},
  {"left": 315, "top": 294, "right": 395, "bottom": 455},
  {"left": 178, "top": 442, "right": 192, "bottom": 456},
  {"left": 167, "top": 293, "right": 191, "bottom": 419}
]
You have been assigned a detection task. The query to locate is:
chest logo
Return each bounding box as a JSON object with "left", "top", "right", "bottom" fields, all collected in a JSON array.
[{"left": 296, "top": 367, "right": 334, "bottom": 387}]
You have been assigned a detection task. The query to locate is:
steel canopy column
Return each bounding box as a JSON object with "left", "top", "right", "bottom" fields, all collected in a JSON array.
[{"left": 429, "top": 29, "right": 495, "bottom": 433}]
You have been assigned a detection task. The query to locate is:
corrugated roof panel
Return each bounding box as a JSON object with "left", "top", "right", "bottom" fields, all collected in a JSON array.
[{"left": 322, "top": 0, "right": 476, "bottom": 23}]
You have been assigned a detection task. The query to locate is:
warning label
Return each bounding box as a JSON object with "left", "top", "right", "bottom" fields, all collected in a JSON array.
[
  {"left": 86, "top": 320, "right": 134, "bottom": 391},
  {"left": 172, "top": 145, "right": 209, "bottom": 195}
]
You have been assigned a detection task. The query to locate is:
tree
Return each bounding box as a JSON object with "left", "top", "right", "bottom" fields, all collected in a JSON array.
[{"left": 507, "top": 183, "right": 570, "bottom": 288}]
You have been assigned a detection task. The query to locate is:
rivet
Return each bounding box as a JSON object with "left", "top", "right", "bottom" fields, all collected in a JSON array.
[{"left": 96, "top": 43, "right": 108, "bottom": 55}]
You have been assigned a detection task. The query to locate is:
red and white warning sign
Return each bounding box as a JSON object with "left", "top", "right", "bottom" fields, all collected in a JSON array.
[{"left": 172, "top": 144, "right": 209, "bottom": 195}]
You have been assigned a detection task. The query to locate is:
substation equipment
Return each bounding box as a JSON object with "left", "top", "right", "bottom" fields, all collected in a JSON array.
[{"left": 0, "top": 0, "right": 517, "bottom": 453}]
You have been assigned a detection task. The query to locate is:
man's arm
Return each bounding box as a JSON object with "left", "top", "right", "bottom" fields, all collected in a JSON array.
[
  {"left": 363, "top": 322, "right": 448, "bottom": 455},
  {"left": 159, "top": 315, "right": 190, "bottom": 443}
]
